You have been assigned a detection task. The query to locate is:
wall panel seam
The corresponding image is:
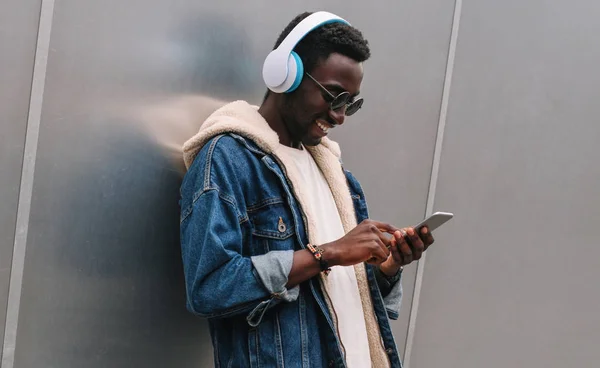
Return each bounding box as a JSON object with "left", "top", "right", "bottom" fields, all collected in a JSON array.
[
  {"left": 1, "top": 1, "right": 55, "bottom": 367},
  {"left": 402, "top": 0, "right": 463, "bottom": 367}
]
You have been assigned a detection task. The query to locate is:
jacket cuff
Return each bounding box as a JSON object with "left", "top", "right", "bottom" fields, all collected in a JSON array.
[
  {"left": 374, "top": 266, "right": 402, "bottom": 297},
  {"left": 251, "top": 250, "right": 300, "bottom": 303},
  {"left": 374, "top": 267, "right": 403, "bottom": 320},
  {"left": 383, "top": 275, "right": 403, "bottom": 320}
]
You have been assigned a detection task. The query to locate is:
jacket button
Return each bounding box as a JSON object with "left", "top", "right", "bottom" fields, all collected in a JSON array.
[
  {"left": 386, "top": 348, "right": 394, "bottom": 354},
  {"left": 278, "top": 217, "right": 287, "bottom": 233}
]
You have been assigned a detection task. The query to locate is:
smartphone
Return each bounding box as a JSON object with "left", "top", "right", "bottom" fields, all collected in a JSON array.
[{"left": 412, "top": 211, "right": 454, "bottom": 232}]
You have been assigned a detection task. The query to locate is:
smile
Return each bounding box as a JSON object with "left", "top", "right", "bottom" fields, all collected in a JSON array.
[{"left": 316, "top": 120, "right": 332, "bottom": 133}]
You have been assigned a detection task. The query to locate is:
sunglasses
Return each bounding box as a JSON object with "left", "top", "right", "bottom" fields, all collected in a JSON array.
[{"left": 305, "top": 72, "right": 364, "bottom": 117}]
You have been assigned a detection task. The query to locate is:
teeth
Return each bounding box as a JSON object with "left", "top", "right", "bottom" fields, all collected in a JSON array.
[{"left": 316, "top": 121, "right": 329, "bottom": 133}]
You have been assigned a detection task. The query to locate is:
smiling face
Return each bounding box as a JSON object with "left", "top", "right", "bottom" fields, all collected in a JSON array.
[{"left": 280, "top": 52, "right": 364, "bottom": 147}]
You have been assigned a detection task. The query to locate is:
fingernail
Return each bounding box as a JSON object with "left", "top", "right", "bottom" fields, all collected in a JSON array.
[
  {"left": 422, "top": 227, "right": 428, "bottom": 234},
  {"left": 407, "top": 228, "right": 414, "bottom": 236}
]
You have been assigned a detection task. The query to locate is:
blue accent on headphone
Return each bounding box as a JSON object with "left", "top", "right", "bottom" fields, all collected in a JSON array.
[
  {"left": 282, "top": 18, "right": 349, "bottom": 93},
  {"left": 287, "top": 52, "right": 304, "bottom": 92}
]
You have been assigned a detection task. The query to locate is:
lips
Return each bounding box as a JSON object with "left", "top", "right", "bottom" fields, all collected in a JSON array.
[{"left": 316, "top": 119, "right": 333, "bottom": 133}]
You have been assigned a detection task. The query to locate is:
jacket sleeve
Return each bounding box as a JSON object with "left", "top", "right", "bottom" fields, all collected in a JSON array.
[
  {"left": 180, "top": 187, "right": 299, "bottom": 326},
  {"left": 373, "top": 267, "right": 404, "bottom": 320}
]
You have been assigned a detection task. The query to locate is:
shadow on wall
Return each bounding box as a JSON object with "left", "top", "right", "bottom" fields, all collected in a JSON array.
[
  {"left": 15, "top": 12, "right": 262, "bottom": 367},
  {"left": 134, "top": 12, "right": 264, "bottom": 173}
]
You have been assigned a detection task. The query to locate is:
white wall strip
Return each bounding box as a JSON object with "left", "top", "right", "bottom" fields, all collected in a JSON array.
[
  {"left": 402, "top": 0, "right": 463, "bottom": 367},
  {"left": 2, "top": 0, "right": 56, "bottom": 367}
]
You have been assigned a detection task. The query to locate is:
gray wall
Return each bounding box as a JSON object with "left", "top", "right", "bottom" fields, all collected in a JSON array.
[
  {"left": 0, "top": 0, "right": 42, "bottom": 363},
  {"left": 1, "top": 0, "right": 598, "bottom": 367},
  {"left": 332, "top": 1, "right": 455, "bottom": 352},
  {"left": 1, "top": 0, "right": 451, "bottom": 367},
  {"left": 409, "top": 1, "right": 600, "bottom": 367}
]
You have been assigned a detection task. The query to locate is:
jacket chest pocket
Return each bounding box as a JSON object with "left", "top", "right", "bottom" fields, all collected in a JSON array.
[{"left": 249, "top": 201, "right": 296, "bottom": 253}]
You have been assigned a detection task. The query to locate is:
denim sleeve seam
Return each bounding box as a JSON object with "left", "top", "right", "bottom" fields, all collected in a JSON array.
[
  {"left": 180, "top": 187, "right": 245, "bottom": 224},
  {"left": 180, "top": 188, "right": 214, "bottom": 223},
  {"left": 203, "top": 134, "right": 226, "bottom": 190},
  {"left": 386, "top": 308, "right": 399, "bottom": 320},
  {"left": 193, "top": 299, "right": 259, "bottom": 319},
  {"left": 217, "top": 189, "right": 247, "bottom": 224}
]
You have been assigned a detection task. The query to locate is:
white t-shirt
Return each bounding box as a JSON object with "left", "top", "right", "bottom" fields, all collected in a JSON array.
[{"left": 278, "top": 144, "right": 372, "bottom": 368}]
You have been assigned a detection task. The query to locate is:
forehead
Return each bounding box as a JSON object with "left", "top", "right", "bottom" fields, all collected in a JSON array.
[{"left": 309, "top": 53, "right": 364, "bottom": 93}]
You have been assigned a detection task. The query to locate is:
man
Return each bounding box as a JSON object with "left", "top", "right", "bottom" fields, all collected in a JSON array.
[{"left": 179, "top": 11, "right": 434, "bottom": 368}]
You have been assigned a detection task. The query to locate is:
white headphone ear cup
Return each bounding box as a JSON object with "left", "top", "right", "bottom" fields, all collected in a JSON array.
[
  {"left": 262, "top": 12, "right": 349, "bottom": 93},
  {"left": 284, "top": 51, "right": 304, "bottom": 93},
  {"left": 262, "top": 50, "right": 285, "bottom": 90},
  {"left": 267, "top": 52, "right": 302, "bottom": 93}
]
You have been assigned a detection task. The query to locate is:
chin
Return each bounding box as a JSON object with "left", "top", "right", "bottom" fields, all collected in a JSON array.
[{"left": 301, "top": 136, "right": 322, "bottom": 147}]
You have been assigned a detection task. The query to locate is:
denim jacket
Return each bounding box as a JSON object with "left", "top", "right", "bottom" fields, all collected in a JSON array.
[{"left": 179, "top": 101, "right": 403, "bottom": 368}]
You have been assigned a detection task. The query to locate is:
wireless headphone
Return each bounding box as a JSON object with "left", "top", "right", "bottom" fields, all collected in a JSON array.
[{"left": 262, "top": 11, "right": 350, "bottom": 94}]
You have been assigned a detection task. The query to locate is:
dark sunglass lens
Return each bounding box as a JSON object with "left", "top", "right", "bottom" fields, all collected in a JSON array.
[
  {"left": 331, "top": 92, "right": 351, "bottom": 111},
  {"left": 345, "top": 98, "right": 363, "bottom": 116}
]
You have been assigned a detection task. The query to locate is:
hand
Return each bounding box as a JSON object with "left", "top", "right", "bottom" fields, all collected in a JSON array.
[
  {"left": 321, "top": 219, "right": 399, "bottom": 267},
  {"left": 379, "top": 226, "right": 435, "bottom": 277}
]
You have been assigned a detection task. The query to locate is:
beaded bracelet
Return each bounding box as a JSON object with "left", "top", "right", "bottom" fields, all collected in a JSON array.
[{"left": 306, "top": 243, "right": 331, "bottom": 275}]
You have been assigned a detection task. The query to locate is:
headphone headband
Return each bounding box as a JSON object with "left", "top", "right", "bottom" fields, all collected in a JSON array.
[
  {"left": 277, "top": 11, "right": 349, "bottom": 57},
  {"left": 263, "top": 11, "right": 350, "bottom": 93}
]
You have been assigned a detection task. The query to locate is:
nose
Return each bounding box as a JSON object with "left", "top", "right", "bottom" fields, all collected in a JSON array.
[{"left": 328, "top": 106, "right": 346, "bottom": 126}]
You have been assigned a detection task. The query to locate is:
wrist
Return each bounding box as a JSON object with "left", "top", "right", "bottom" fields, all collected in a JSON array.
[
  {"left": 319, "top": 242, "right": 339, "bottom": 267},
  {"left": 376, "top": 264, "right": 403, "bottom": 286},
  {"left": 379, "top": 263, "right": 403, "bottom": 278},
  {"left": 306, "top": 243, "right": 332, "bottom": 274}
]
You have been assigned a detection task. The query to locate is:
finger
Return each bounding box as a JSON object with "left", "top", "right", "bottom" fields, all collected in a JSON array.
[
  {"left": 366, "top": 239, "right": 390, "bottom": 265},
  {"left": 389, "top": 233, "right": 403, "bottom": 264},
  {"left": 375, "top": 238, "right": 391, "bottom": 259},
  {"left": 396, "top": 229, "right": 412, "bottom": 265},
  {"left": 368, "top": 220, "right": 400, "bottom": 234},
  {"left": 367, "top": 242, "right": 389, "bottom": 265},
  {"left": 372, "top": 247, "right": 390, "bottom": 264},
  {"left": 373, "top": 225, "right": 393, "bottom": 248},
  {"left": 366, "top": 222, "right": 394, "bottom": 249},
  {"left": 419, "top": 226, "right": 435, "bottom": 250},
  {"left": 406, "top": 227, "right": 425, "bottom": 260}
]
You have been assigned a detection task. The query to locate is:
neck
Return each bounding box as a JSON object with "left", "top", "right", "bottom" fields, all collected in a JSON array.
[{"left": 258, "top": 96, "right": 299, "bottom": 148}]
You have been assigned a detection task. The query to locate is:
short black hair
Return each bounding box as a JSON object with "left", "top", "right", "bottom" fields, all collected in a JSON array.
[
  {"left": 263, "top": 12, "right": 370, "bottom": 100},
  {"left": 274, "top": 12, "right": 371, "bottom": 73}
]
